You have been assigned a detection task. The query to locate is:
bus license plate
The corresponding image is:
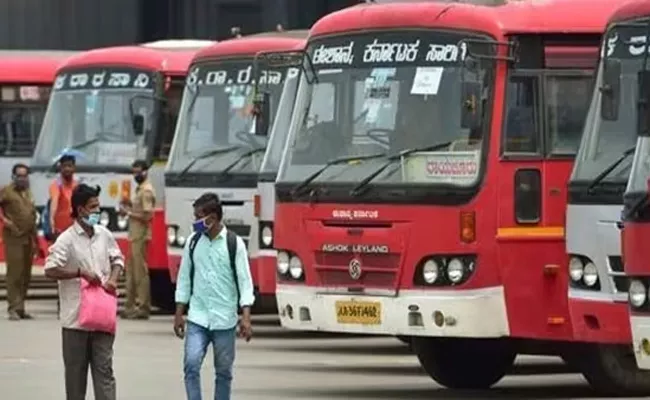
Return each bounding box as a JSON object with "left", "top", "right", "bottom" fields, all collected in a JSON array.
[{"left": 335, "top": 301, "right": 381, "bottom": 325}]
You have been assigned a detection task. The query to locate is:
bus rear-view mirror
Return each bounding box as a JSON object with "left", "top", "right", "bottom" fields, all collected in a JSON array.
[
  {"left": 253, "top": 91, "right": 271, "bottom": 136},
  {"left": 131, "top": 114, "right": 144, "bottom": 136},
  {"left": 637, "top": 70, "right": 650, "bottom": 137},
  {"left": 460, "top": 81, "right": 483, "bottom": 130},
  {"left": 600, "top": 58, "right": 621, "bottom": 121}
]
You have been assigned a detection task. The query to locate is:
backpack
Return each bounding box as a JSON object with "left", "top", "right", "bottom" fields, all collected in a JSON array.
[{"left": 187, "top": 229, "right": 240, "bottom": 305}]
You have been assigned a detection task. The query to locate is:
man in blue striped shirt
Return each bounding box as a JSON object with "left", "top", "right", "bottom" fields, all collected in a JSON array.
[{"left": 173, "top": 193, "right": 255, "bottom": 400}]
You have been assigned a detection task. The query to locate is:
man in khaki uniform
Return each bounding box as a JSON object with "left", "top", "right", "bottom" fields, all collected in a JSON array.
[
  {"left": 0, "top": 163, "right": 41, "bottom": 320},
  {"left": 120, "top": 159, "right": 155, "bottom": 319}
]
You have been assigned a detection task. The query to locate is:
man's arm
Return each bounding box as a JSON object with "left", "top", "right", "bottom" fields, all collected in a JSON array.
[
  {"left": 174, "top": 235, "right": 194, "bottom": 314},
  {"left": 235, "top": 236, "right": 255, "bottom": 313},
  {"left": 44, "top": 234, "right": 77, "bottom": 280},
  {"left": 105, "top": 229, "right": 125, "bottom": 283}
]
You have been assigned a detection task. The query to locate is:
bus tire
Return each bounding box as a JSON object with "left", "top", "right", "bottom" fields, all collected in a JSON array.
[
  {"left": 571, "top": 344, "right": 650, "bottom": 396},
  {"left": 412, "top": 337, "right": 515, "bottom": 390}
]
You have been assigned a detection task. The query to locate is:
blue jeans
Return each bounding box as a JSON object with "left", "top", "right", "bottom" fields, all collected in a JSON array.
[{"left": 184, "top": 321, "right": 236, "bottom": 400}]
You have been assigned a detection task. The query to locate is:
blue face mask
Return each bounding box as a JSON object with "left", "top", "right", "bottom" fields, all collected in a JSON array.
[
  {"left": 192, "top": 217, "right": 211, "bottom": 233},
  {"left": 83, "top": 212, "right": 101, "bottom": 226}
]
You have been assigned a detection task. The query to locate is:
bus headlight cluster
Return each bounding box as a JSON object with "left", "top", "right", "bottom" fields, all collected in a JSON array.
[
  {"left": 117, "top": 214, "right": 129, "bottom": 230},
  {"left": 167, "top": 225, "right": 187, "bottom": 247},
  {"left": 568, "top": 256, "right": 600, "bottom": 289},
  {"left": 416, "top": 256, "right": 475, "bottom": 286},
  {"left": 629, "top": 279, "right": 649, "bottom": 309},
  {"left": 99, "top": 211, "right": 110, "bottom": 227},
  {"left": 277, "top": 250, "right": 304, "bottom": 281},
  {"left": 258, "top": 222, "right": 274, "bottom": 249}
]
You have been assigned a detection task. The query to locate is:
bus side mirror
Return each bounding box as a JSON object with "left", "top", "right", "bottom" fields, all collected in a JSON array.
[
  {"left": 637, "top": 70, "right": 650, "bottom": 137},
  {"left": 132, "top": 115, "right": 144, "bottom": 136},
  {"left": 253, "top": 92, "right": 271, "bottom": 136},
  {"left": 460, "top": 81, "right": 482, "bottom": 130},
  {"left": 600, "top": 58, "right": 621, "bottom": 121}
]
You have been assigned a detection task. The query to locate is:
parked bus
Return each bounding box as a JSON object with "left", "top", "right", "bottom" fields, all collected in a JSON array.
[
  {"left": 271, "top": 0, "right": 631, "bottom": 393},
  {"left": 0, "top": 50, "right": 76, "bottom": 263},
  {"left": 164, "top": 32, "right": 306, "bottom": 309},
  {"left": 619, "top": 1, "right": 650, "bottom": 373},
  {"left": 566, "top": 0, "right": 650, "bottom": 394},
  {"left": 29, "top": 40, "right": 214, "bottom": 310}
]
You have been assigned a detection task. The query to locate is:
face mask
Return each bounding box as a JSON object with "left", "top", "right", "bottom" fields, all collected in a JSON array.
[
  {"left": 192, "top": 217, "right": 212, "bottom": 233},
  {"left": 83, "top": 212, "right": 101, "bottom": 226},
  {"left": 134, "top": 172, "right": 146, "bottom": 184}
]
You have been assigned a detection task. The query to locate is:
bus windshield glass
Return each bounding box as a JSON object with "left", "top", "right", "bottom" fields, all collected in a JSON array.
[
  {"left": 32, "top": 67, "right": 156, "bottom": 168},
  {"left": 166, "top": 60, "right": 295, "bottom": 175},
  {"left": 276, "top": 30, "right": 495, "bottom": 189},
  {"left": 571, "top": 25, "right": 645, "bottom": 186},
  {"left": 0, "top": 84, "right": 51, "bottom": 156}
]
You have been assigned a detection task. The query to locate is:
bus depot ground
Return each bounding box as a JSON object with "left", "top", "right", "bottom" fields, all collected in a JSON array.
[{"left": 0, "top": 271, "right": 646, "bottom": 399}]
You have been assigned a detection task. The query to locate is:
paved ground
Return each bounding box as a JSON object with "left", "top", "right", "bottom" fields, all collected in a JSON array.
[{"left": 0, "top": 300, "right": 647, "bottom": 400}]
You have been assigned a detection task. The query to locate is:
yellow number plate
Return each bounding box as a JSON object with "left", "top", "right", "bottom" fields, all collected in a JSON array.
[{"left": 335, "top": 301, "right": 382, "bottom": 325}]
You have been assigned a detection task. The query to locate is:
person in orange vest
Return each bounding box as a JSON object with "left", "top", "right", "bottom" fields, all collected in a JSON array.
[{"left": 49, "top": 154, "right": 78, "bottom": 240}]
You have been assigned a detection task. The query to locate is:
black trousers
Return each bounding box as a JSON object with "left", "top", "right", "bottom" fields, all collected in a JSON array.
[{"left": 61, "top": 328, "right": 116, "bottom": 400}]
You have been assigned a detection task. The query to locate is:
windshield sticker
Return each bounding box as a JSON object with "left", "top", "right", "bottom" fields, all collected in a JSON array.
[
  {"left": 410, "top": 67, "right": 443, "bottom": 95},
  {"left": 97, "top": 142, "right": 137, "bottom": 165},
  {"left": 402, "top": 151, "right": 480, "bottom": 184},
  {"left": 308, "top": 31, "right": 477, "bottom": 68},
  {"left": 54, "top": 67, "right": 154, "bottom": 91}
]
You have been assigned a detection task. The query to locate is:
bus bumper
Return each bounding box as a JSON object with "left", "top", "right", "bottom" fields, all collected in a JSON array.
[
  {"left": 276, "top": 284, "right": 510, "bottom": 337},
  {"left": 630, "top": 315, "right": 650, "bottom": 370},
  {"left": 256, "top": 250, "right": 277, "bottom": 295},
  {"left": 567, "top": 290, "right": 630, "bottom": 344}
]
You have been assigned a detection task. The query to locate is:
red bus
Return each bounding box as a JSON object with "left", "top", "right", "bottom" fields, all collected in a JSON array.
[
  {"left": 619, "top": 0, "right": 650, "bottom": 374},
  {"left": 30, "top": 40, "right": 214, "bottom": 311},
  {"left": 271, "top": 0, "right": 634, "bottom": 393},
  {"left": 163, "top": 32, "right": 306, "bottom": 310},
  {"left": 0, "top": 51, "right": 76, "bottom": 265}
]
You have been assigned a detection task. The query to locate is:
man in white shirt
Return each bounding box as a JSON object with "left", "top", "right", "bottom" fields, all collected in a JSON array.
[{"left": 45, "top": 184, "right": 124, "bottom": 400}]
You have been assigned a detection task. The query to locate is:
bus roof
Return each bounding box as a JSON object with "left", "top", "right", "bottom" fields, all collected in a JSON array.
[
  {"left": 193, "top": 31, "right": 308, "bottom": 62},
  {"left": 59, "top": 41, "right": 215, "bottom": 76},
  {"left": 0, "top": 50, "right": 77, "bottom": 83},
  {"left": 309, "top": 0, "right": 619, "bottom": 39},
  {"left": 608, "top": 0, "right": 650, "bottom": 24}
]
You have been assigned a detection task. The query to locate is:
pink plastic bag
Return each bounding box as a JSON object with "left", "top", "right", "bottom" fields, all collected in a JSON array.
[{"left": 77, "top": 278, "right": 117, "bottom": 334}]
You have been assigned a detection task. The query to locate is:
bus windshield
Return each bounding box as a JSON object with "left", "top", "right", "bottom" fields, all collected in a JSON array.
[
  {"left": 0, "top": 85, "right": 51, "bottom": 156},
  {"left": 276, "top": 30, "right": 495, "bottom": 189},
  {"left": 166, "top": 60, "right": 295, "bottom": 175},
  {"left": 571, "top": 26, "right": 645, "bottom": 186},
  {"left": 32, "top": 67, "right": 156, "bottom": 168}
]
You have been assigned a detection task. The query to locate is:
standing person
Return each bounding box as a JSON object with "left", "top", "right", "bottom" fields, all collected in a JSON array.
[
  {"left": 119, "top": 159, "right": 155, "bottom": 319},
  {"left": 0, "top": 163, "right": 41, "bottom": 320},
  {"left": 48, "top": 154, "right": 78, "bottom": 240},
  {"left": 173, "top": 193, "right": 255, "bottom": 400},
  {"left": 44, "top": 184, "right": 124, "bottom": 400}
]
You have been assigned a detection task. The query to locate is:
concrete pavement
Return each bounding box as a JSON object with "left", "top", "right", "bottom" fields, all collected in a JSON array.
[{"left": 0, "top": 300, "right": 647, "bottom": 400}]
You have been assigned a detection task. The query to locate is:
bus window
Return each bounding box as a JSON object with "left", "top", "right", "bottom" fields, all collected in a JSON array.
[
  {"left": 503, "top": 75, "right": 540, "bottom": 155},
  {"left": 546, "top": 75, "right": 591, "bottom": 156},
  {"left": 0, "top": 106, "right": 46, "bottom": 156}
]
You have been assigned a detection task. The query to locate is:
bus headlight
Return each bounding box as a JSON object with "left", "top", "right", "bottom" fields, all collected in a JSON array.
[
  {"left": 447, "top": 258, "right": 464, "bottom": 283},
  {"left": 289, "top": 256, "right": 303, "bottom": 279},
  {"left": 422, "top": 259, "right": 439, "bottom": 284},
  {"left": 583, "top": 262, "right": 599, "bottom": 287},
  {"left": 117, "top": 214, "right": 128, "bottom": 230},
  {"left": 167, "top": 226, "right": 177, "bottom": 245},
  {"left": 629, "top": 280, "right": 647, "bottom": 308},
  {"left": 261, "top": 226, "right": 273, "bottom": 247},
  {"left": 177, "top": 230, "right": 187, "bottom": 247},
  {"left": 277, "top": 251, "right": 289, "bottom": 274},
  {"left": 569, "top": 257, "right": 584, "bottom": 282},
  {"left": 99, "top": 211, "right": 110, "bottom": 227}
]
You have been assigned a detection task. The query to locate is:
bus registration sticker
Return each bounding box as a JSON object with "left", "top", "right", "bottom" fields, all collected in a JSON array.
[
  {"left": 402, "top": 151, "right": 479, "bottom": 185},
  {"left": 335, "top": 300, "right": 381, "bottom": 325}
]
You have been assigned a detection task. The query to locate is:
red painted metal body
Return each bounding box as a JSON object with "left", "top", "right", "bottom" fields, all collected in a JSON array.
[{"left": 274, "top": 0, "right": 622, "bottom": 345}]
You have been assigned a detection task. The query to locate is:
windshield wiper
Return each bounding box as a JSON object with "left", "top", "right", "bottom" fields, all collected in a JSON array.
[
  {"left": 291, "top": 152, "right": 388, "bottom": 197},
  {"left": 219, "top": 147, "right": 267, "bottom": 176},
  {"left": 350, "top": 141, "right": 452, "bottom": 196},
  {"left": 586, "top": 146, "right": 636, "bottom": 193},
  {"left": 179, "top": 146, "right": 241, "bottom": 177}
]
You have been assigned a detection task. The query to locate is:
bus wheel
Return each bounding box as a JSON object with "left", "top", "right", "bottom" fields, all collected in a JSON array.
[
  {"left": 571, "top": 344, "right": 650, "bottom": 396},
  {"left": 411, "top": 337, "right": 515, "bottom": 389}
]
